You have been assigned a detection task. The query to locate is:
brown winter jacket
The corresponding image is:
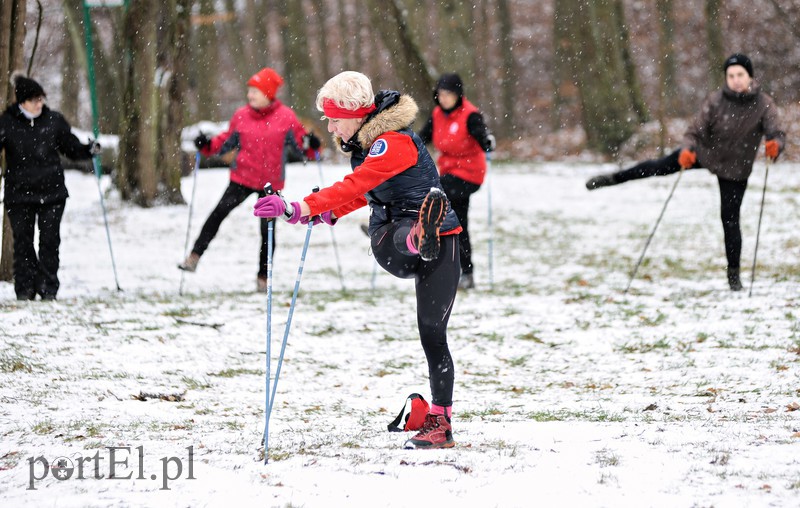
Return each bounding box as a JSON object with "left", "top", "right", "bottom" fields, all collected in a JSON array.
[{"left": 683, "top": 82, "right": 785, "bottom": 181}]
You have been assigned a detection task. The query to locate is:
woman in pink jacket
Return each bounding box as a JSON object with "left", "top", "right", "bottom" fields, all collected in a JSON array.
[{"left": 178, "top": 67, "right": 319, "bottom": 291}]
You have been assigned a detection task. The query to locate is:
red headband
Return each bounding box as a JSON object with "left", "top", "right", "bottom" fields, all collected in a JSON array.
[{"left": 322, "top": 99, "right": 376, "bottom": 119}]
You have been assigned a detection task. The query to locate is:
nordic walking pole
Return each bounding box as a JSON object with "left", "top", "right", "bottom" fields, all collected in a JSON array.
[
  {"left": 315, "top": 152, "right": 346, "bottom": 291},
  {"left": 262, "top": 183, "right": 276, "bottom": 463},
  {"left": 263, "top": 186, "right": 318, "bottom": 463},
  {"left": 82, "top": 1, "right": 122, "bottom": 291},
  {"left": 624, "top": 169, "right": 685, "bottom": 294},
  {"left": 749, "top": 159, "right": 770, "bottom": 297},
  {"left": 486, "top": 153, "right": 494, "bottom": 290},
  {"left": 179, "top": 152, "right": 201, "bottom": 296}
]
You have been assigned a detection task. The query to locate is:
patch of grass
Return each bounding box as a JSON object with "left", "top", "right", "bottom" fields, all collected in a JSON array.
[
  {"left": 617, "top": 338, "right": 670, "bottom": 354},
  {"left": 503, "top": 355, "right": 530, "bottom": 367},
  {"left": 526, "top": 410, "right": 624, "bottom": 422},
  {"left": 595, "top": 448, "right": 620, "bottom": 467},
  {"left": 32, "top": 419, "right": 55, "bottom": 435},
  {"left": 162, "top": 307, "right": 194, "bottom": 318},
  {"left": 458, "top": 407, "right": 505, "bottom": 419},
  {"left": 182, "top": 376, "right": 212, "bottom": 390},
  {"left": 209, "top": 368, "right": 263, "bottom": 378}
]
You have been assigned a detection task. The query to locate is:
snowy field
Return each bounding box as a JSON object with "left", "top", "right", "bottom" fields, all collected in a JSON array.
[{"left": 1, "top": 160, "right": 799, "bottom": 507}]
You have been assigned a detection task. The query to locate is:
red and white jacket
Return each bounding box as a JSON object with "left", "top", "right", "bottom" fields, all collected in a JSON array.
[
  {"left": 200, "top": 100, "right": 311, "bottom": 191},
  {"left": 431, "top": 98, "right": 487, "bottom": 185}
]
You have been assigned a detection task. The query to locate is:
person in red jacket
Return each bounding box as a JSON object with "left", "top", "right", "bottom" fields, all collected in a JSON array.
[
  {"left": 178, "top": 67, "right": 319, "bottom": 291},
  {"left": 253, "top": 71, "right": 461, "bottom": 449},
  {"left": 419, "top": 73, "right": 495, "bottom": 290}
]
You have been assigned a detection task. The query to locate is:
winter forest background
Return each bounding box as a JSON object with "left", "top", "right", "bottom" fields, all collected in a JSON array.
[
  {"left": 2, "top": 0, "right": 800, "bottom": 189},
  {"left": 3, "top": 2, "right": 800, "bottom": 505}
]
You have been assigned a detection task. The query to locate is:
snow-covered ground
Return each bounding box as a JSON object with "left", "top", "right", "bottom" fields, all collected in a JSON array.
[{"left": 1, "top": 160, "right": 798, "bottom": 507}]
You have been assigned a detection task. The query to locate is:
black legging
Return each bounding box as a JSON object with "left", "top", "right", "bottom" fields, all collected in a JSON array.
[
  {"left": 440, "top": 174, "right": 481, "bottom": 275},
  {"left": 191, "top": 181, "right": 274, "bottom": 277},
  {"left": 371, "top": 220, "right": 460, "bottom": 407},
  {"left": 615, "top": 149, "right": 748, "bottom": 269},
  {"left": 7, "top": 201, "right": 66, "bottom": 299}
]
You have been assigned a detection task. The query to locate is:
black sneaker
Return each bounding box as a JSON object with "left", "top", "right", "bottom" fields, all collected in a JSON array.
[
  {"left": 416, "top": 188, "right": 447, "bottom": 262},
  {"left": 585, "top": 173, "right": 617, "bottom": 190}
]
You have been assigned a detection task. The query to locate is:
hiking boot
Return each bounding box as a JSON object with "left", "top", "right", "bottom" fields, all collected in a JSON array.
[
  {"left": 585, "top": 173, "right": 618, "bottom": 190},
  {"left": 411, "top": 188, "right": 448, "bottom": 262},
  {"left": 178, "top": 253, "right": 200, "bottom": 272},
  {"left": 404, "top": 413, "right": 455, "bottom": 449},
  {"left": 257, "top": 276, "right": 268, "bottom": 293},
  {"left": 727, "top": 267, "right": 743, "bottom": 291},
  {"left": 458, "top": 273, "right": 475, "bottom": 290}
]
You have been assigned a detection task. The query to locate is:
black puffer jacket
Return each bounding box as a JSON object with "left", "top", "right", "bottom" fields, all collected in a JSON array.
[{"left": 0, "top": 104, "right": 93, "bottom": 205}]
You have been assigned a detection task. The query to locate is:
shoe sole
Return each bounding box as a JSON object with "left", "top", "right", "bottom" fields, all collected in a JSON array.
[
  {"left": 417, "top": 188, "right": 447, "bottom": 262},
  {"left": 177, "top": 263, "right": 196, "bottom": 273}
]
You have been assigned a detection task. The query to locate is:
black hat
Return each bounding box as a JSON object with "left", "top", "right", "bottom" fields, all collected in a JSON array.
[
  {"left": 723, "top": 53, "right": 753, "bottom": 77},
  {"left": 13, "top": 74, "right": 46, "bottom": 103},
  {"left": 435, "top": 73, "right": 464, "bottom": 98}
]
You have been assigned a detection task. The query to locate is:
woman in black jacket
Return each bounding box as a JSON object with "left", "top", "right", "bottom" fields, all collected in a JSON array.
[{"left": 0, "top": 74, "right": 98, "bottom": 300}]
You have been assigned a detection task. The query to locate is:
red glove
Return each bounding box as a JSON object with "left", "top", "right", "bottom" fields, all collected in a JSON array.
[
  {"left": 765, "top": 139, "right": 780, "bottom": 161},
  {"left": 678, "top": 148, "right": 696, "bottom": 169}
]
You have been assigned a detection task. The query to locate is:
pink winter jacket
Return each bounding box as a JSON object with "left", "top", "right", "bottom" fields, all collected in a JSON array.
[{"left": 201, "top": 100, "right": 310, "bottom": 191}]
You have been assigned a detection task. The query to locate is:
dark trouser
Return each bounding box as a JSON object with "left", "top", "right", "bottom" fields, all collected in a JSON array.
[
  {"left": 191, "top": 182, "right": 273, "bottom": 277},
  {"left": 371, "top": 220, "right": 460, "bottom": 407},
  {"left": 7, "top": 201, "right": 66, "bottom": 299},
  {"left": 615, "top": 149, "right": 747, "bottom": 270},
  {"left": 440, "top": 174, "right": 481, "bottom": 275}
]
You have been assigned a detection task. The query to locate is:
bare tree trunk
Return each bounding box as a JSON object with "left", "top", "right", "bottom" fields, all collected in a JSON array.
[
  {"left": 157, "top": 0, "right": 192, "bottom": 204},
  {"left": 118, "top": 0, "right": 159, "bottom": 205},
  {"left": 705, "top": 0, "right": 725, "bottom": 90},
  {"left": 336, "top": 0, "right": 351, "bottom": 71},
  {"left": 437, "top": 0, "right": 474, "bottom": 82},
  {"left": 223, "top": 0, "right": 248, "bottom": 85},
  {"left": 310, "top": 0, "right": 331, "bottom": 82},
  {"left": 0, "top": 0, "right": 28, "bottom": 281},
  {"left": 366, "top": 0, "right": 436, "bottom": 116},
  {"left": 192, "top": 0, "right": 220, "bottom": 121},
  {"left": 554, "top": 0, "right": 645, "bottom": 156},
  {"left": 280, "top": 0, "right": 317, "bottom": 118},
  {"left": 243, "top": 0, "right": 269, "bottom": 74},
  {"left": 496, "top": 0, "right": 516, "bottom": 137},
  {"left": 61, "top": 12, "right": 80, "bottom": 123}
]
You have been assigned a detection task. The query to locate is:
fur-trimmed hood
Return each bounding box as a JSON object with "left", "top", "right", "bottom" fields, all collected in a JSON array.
[{"left": 334, "top": 92, "right": 419, "bottom": 155}]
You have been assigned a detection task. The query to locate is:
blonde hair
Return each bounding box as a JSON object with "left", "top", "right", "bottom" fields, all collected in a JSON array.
[{"left": 315, "top": 71, "right": 374, "bottom": 114}]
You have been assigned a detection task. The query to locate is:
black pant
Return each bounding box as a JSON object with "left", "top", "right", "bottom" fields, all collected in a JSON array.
[
  {"left": 371, "top": 221, "right": 460, "bottom": 407},
  {"left": 440, "top": 174, "right": 481, "bottom": 275},
  {"left": 7, "top": 201, "right": 66, "bottom": 299},
  {"left": 615, "top": 149, "right": 747, "bottom": 269},
  {"left": 191, "top": 182, "right": 273, "bottom": 277}
]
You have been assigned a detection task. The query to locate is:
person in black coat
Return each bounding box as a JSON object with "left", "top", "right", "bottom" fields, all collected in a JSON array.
[{"left": 0, "top": 74, "right": 98, "bottom": 300}]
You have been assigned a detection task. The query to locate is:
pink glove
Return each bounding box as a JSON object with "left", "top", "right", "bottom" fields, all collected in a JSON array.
[
  {"left": 253, "top": 194, "right": 302, "bottom": 223},
  {"left": 300, "top": 211, "right": 337, "bottom": 226}
]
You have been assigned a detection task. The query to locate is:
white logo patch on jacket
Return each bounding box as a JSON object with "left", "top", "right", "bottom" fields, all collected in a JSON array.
[{"left": 368, "top": 139, "right": 388, "bottom": 157}]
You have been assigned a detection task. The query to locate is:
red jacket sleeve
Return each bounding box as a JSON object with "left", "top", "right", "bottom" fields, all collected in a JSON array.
[{"left": 303, "top": 131, "right": 418, "bottom": 218}]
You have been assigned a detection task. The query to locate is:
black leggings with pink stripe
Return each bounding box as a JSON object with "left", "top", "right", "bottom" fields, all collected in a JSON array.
[{"left": 371, "top": 220, "right": 460, "bottom": 407}]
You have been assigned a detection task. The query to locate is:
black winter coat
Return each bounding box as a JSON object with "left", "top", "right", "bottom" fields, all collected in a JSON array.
[{"left": 0, "top": 104, "right": 92, "bottom": 205}]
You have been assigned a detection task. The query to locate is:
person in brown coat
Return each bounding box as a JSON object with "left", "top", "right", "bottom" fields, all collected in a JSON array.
[{"left": 585, "top": 53, "right": 786, "bottom": 291}]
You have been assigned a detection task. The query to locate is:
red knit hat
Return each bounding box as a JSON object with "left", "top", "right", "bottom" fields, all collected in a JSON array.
[{"left": 247, "top": 68, "right": 283, "bottom": 100}]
